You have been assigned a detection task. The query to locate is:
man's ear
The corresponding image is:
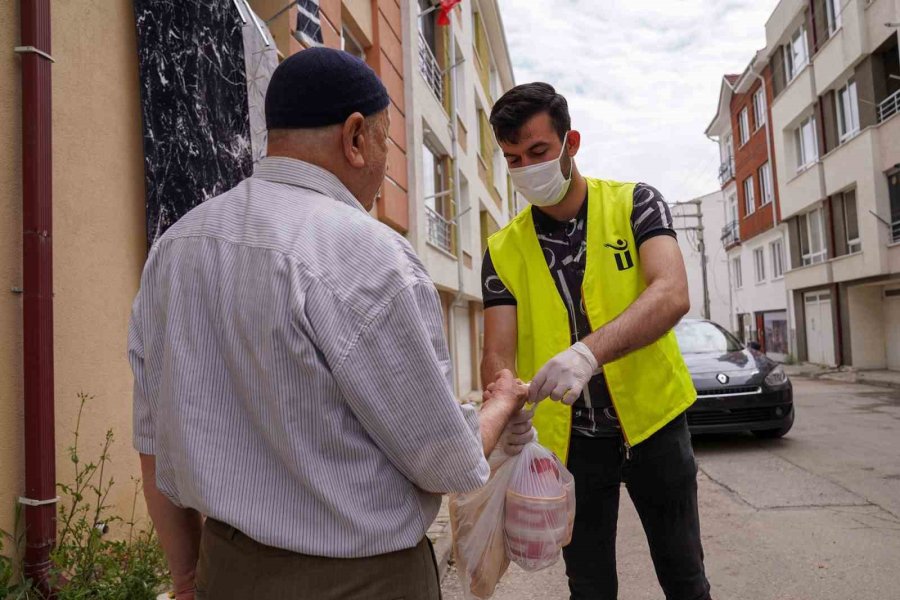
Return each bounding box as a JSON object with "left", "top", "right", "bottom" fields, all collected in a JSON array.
[
  {"left": 566, "top": 130, "right": 581, "bottom": 156},
  {"left": 342, "top": 112, "right": 367, "bottom": 168}
]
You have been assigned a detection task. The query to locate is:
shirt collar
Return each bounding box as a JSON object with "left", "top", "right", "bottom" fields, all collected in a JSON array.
[
  {"left": 253, "top": 156, "right": 366, "bottom": 213},
  {"left": 531, "top": 191, "right": 589, "bottom": 232}
]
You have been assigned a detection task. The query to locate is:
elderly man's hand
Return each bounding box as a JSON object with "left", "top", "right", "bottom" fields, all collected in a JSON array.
[{"left": 483, "top": 369, "right": 529, "bottom": 412}]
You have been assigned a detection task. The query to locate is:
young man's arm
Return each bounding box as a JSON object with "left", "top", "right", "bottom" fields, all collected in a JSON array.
[{"left": 529, "top": 235, "right": 689, "bottom": 402}]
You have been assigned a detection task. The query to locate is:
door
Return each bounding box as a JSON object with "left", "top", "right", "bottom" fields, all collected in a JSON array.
[
  {"left": 885, "top": 289, "right": 900, "bottom": 370},
  {"left": 804, "top": 291, "right": 836, "bottom": 366}
]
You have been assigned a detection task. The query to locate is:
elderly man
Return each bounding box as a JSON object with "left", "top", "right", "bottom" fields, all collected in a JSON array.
[{"left": 128, "top": 48, "right": 528, "bottom": 600}]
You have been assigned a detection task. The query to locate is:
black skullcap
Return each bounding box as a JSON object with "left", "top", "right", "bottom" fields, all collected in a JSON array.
[{"left": 265, "top": 47, "right": 390, "bottom": 129}]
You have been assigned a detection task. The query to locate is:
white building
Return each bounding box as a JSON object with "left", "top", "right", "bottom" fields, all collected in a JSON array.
[
  {"left": 766, "top": 0, "right": 900, "bottom": 367},
  {"left": 672, "top": 192, "right": 733, "bottom": 328},
  {"left": 405, "top": 0, "right": 520, "bottom": 397}
]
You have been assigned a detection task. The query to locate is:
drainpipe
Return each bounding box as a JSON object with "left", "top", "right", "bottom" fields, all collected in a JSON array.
[{"left": 16, "top": 0, "right": 57, "bottom": 595}]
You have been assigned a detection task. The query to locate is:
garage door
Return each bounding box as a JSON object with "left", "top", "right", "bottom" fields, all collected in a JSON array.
[
  {"left": 805, "top": 291, "right": 836, "bottom": 366},
  {"left": 885, "top": 289, "right": 900, "bottom": 370}
]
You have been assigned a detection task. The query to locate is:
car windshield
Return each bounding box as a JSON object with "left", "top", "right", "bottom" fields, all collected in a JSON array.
[{"left": 674, "top": 320, "right": 744, "bottom": 354}]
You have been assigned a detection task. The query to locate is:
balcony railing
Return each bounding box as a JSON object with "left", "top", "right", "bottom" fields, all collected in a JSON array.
[
  {"left": 721, "top": 220, "right": 740, "bottom": 246},
  {"left": 425, "top": 204, "right": 454, "bottom": 253},
  {"left": 418, "top": 33, "right": 443, "bottom": 103},
  {"left": 718, "top": 158, "right": 735, "bottom": 186},
  {"left": 879, "top": 89, "right": 900, "bottom": 123},
  {"left": 892, "top": 218, "right": 900, "bottom": 244}
]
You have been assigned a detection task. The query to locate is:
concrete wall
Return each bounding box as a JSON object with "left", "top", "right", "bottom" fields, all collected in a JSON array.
[
  {"left": 1, "top": 1, "right": 149, "bottom": 537},
  {"left": 846, "top": 284, "right": 887, "bottom": 368}
]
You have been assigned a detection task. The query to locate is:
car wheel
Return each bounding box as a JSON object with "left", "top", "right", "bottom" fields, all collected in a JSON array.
[{"left": 752, "top": 407, "right": 794, "bottom": 439}]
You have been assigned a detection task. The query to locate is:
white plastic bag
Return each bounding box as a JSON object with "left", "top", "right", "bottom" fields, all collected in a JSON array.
[
  {"left": 449, "top": 435, "right": 576, "bottom": 599},
  {"left": 504, "top": 439, "right": 575, "bottom": 572}
]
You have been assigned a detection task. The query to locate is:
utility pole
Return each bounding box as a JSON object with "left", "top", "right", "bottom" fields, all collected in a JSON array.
[{"left": 673, "top": 199, "right": 711, "bottom": 320}]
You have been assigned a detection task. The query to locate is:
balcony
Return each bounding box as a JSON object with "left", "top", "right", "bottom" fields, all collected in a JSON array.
[
  {"left": 418, "top": 33, "right": 443, "bottom": 103},
  {"left": 718, "top": 159, "right": 735, "bottom": 186},
  {"left": 878, "top": 89, "right": 900, "bottom": 124},
  {"left": 425, "top": 204, "right": 454, "bottom": 254},
  {"left": 721, "top": 220, "right": 741, "bottom": 247},
  {"left": 892, "top": 218, "right": 900, "bottom": 244}
]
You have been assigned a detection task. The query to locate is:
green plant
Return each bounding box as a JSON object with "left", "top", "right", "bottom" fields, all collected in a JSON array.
[
  {"left": 1, "top": 393, "right": 170, "bottom": 600},
  {"left": 0, "top": 506, "right": 36, "bottom": 599}
]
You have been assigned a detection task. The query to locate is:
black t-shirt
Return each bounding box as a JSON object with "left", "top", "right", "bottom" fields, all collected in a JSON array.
[{"left": 481, "top": 183, "right": 676, "bottom": 438}]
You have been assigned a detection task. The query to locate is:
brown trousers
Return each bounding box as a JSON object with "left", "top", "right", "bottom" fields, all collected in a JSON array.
[{"left": 195, "top": 518, "right": 442, "bottom": 600}]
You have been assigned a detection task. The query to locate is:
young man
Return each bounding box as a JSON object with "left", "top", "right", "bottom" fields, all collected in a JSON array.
[{"left": 481, "top": 82, "right": 712, "bottom": 600}]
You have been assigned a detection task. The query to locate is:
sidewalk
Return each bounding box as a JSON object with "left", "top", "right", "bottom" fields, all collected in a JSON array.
[{"left": 783, "top": 363, "right": 900, "bottom": 389}]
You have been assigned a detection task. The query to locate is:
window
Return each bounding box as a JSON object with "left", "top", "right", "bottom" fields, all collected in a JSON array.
[
  {"left": 744, "top": 176, "right": 756, "bottom": 215},
  {"left": 754, "top": 248, "right": 766, "bottom": 283},
  {"left": 727, "top": 194, "right": 738, "bottom": 224},
  {"left": 422, "top": 144, "right": 453, "bottom": 252},
  {"left": 837, "top": 81, "right": 860, "bottom": 142},
  {"left": 732, "top": 257, "right": 743, "bottom": 289},
  {"left": 826, "top": 0, "right": 842, "bottom": 35},
  {"left": 771, "top": 239, "right": 785, "bottom": 278},
  {"left": 341, "top": 27, "right": 366, "bottom": 60},
  {"left": 759, "top": 162, "right": 773, "bottom": 205},
  {"left": 784, "top": 26, "right": 808, "bottom": 81},
  {"left": 753, "top": 88, "right": 767, "bottom": 130},
  {"left": 798, "top": 207, "right": 827, "bottom": 265},
  {"left": 842, "top": 189, "right": 861, "bottom": 253},
  {"left": 738, "top": 108, "right": 750, "bottom": 145},
  {"left": 795, "top": 115, "right": 818, "bottom": 171}
]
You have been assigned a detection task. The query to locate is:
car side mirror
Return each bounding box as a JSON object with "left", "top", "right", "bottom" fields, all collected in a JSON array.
[{"left": 748, "top": 341, "right": 762, "bottom": 352}]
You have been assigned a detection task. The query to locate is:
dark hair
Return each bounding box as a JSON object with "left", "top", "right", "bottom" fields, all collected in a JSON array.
[{"left": 489, "top": 82, "right": 571, "bottom": 144}]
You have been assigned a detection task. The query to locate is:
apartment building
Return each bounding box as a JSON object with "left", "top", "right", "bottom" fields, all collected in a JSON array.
[
  {"left": 766, "top": 0, "right": 900, "bottom": 367},
  {"left": 706, "top": 58, "right": 791, "bottom": 361},
  {"left": 407, "top": 0, "right": 518, "bottom": 398}
]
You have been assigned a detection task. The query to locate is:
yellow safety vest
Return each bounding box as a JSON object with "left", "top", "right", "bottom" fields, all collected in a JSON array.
[{"left": 487, "top": 177, "right": 696, "bottom": 463}]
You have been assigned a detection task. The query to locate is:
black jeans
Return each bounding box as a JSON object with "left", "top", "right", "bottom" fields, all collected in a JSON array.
[{"left": 563, "top": 413, "right": 711, "bottom": 600}]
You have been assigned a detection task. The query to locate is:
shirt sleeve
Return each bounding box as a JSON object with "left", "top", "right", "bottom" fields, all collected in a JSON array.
[
  {"left": 481, "top": 248, "right": 517, "bottom": 308},
  {"left": 129, "top": 289, "right": 156, "bottom": 455},
  {"left": 331, "top": 280, "right": 490, "bottom": 495},
  {"left": 632, "top": 183, "right": 677, "bottom": 248}
]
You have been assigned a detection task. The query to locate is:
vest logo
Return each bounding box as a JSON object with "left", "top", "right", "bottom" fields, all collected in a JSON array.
[{"left": 604, "top": 239, "right": 634, "bottom": 271}]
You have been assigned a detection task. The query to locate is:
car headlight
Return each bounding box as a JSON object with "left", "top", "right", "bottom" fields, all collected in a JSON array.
[{"left": 764, "top": 365, "right": 788, "bottom": 387}]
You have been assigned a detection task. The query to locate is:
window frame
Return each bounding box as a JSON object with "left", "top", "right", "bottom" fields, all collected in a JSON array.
[
  {"left": 738, "top": 108, "right": 750, "bottom": 146},
  {"left": 799, "top": 207, "right": 828, "bottom": 266},
  {"left": 837, "top": 81, "right": 860, "bottom": 143},
  {"left": 753, "top": 247, "right": 766, "bottom": 283},
  {"left": 744, "top": 175, "right": 756, "bottom": 216},
  {"left": 753, "top": 88, "right": 767, "bottom": 131},
  {"left": 842, "top": 189, "right": 861, "bottom": 254},
  {"left": 732, "top": 256, "right": 743, "bottom": 289},
  {"left": 759, "top": 162, "right": 773, "bottom": 205},
  {"left": 826, "top": 0, "right": 842, "bottom": 35},
  {"left": 771, "top": 239, "right": 785, "bottom": 279},
  {"left": 795, "top": 115, "right": 819, "bottom": 171},
  {"left": 784, "top": 25, "right": 808, "bottom": 82}
]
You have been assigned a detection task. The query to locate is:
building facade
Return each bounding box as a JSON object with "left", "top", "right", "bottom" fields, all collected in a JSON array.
[
  {"left": 707, "top": 62, "right": 792, "bottom": 361},
  {"left": 0, "top": 0, "right": 515, "bottom": 542},
  {"left": 766, "top": 0, "right": 900, "bottom": 367}
]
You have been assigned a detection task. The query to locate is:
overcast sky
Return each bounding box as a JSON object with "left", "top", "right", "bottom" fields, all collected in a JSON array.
[{"left": 496, "top": 0, "right": 781, "bottom": 203}]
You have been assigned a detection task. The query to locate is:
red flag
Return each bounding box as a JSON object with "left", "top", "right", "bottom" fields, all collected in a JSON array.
[{"left": 437, "top": 0, "right": 462, "bottom": 26}]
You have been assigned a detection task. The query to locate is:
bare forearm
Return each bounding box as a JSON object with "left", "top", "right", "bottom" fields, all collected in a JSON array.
[
  {"left": 481, "top": 351, "right": 515, "bottom": 388},
  {"left": 477, "top": 398, "right": 518, "bottom": 457},
  {"left": 140, "top": 454, "right": 202, "bottom": 594},
  {"left": 582, "top": 282, "right": 688, "bottom": 366}
]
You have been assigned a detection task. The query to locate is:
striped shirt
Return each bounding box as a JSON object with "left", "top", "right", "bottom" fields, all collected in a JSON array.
[{"left": 128, "top": 156, "right": 490, "bottom": 558}]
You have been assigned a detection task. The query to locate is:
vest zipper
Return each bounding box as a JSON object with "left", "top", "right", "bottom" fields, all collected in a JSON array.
[{"left": 581, "top": 285, "right": 633, "bottom": 453}]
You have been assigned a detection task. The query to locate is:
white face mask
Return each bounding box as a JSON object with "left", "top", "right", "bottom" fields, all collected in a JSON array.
[{"left": 508, "top": 133, "right": 573, "bottom": 207}]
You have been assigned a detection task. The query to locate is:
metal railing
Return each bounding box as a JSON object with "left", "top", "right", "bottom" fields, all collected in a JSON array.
[
  {"left": 878, "top": 89, "right": 900, "bottom": 123},
  {"left": 418, "top": 33, "right": 443, "bottom": 103},
  {"left": 721, "top": 220, "right": 740, "bottom": 246},
  {"left": 892, "top": 218, "right": 900, "bottom": 244},
  {"left": 718, "top": 158, "right": 735, "bottom": 186},
  {"left": 425, "top": 205, "right": 454, "bottom": 253}
]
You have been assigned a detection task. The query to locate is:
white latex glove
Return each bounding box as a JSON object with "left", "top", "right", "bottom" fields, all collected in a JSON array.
[
  {"left": 501, "top": 409, "right": 536, "bottom": 456},
  {"left": 528, "top": 341, "right": 598, "bottom": 405}
]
